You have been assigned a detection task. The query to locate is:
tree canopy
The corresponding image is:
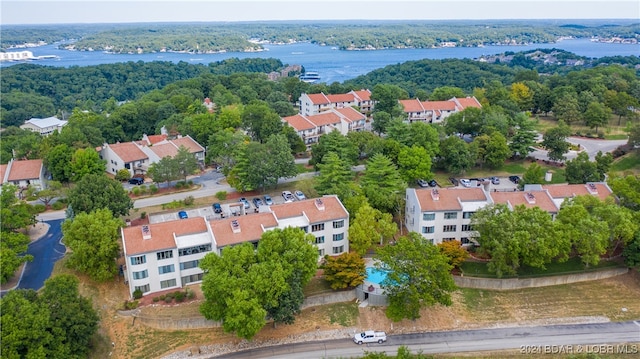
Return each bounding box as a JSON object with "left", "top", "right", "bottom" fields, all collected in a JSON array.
[{"left": 67, "top": 174, "right": 133, "bottom": 217}]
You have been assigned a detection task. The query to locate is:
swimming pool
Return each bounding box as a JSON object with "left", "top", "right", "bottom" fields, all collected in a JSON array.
[{"left": 366, "top": 267, "right": 389, "bottom": 285}]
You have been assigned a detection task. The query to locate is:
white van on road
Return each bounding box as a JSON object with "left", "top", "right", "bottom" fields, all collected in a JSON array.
[{"left": 353, "top": 330, "right": 387, "bottom": 344}]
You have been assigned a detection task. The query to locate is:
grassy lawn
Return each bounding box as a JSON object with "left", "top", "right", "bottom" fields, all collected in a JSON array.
[
  {"left": 611, "top": 151, "right": 640, "bottom": 174},
  {"left": 326, "top": 302, "right": 359, "bottom": 326},
  {"left": 460, "top": 257, "right": 624, "bottom": 278},
  {"left": 303, "top": 276, "right": 333, "bottom": 297},
  {"left": 535, "top": 115, "right": 632, "bottom": 138}
]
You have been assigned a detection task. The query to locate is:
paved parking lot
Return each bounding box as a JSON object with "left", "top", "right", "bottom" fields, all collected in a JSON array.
[{"left": 447, "top": 176, "right": 520, "bottom": 191}]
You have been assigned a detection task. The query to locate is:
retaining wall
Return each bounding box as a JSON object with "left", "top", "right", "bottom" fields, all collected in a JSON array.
[
  {"left": 301, "top": 290, "right": 356, "bottom": 309},
  {"left": 454, "top": 267, "right": 629, "bottom": 290}
]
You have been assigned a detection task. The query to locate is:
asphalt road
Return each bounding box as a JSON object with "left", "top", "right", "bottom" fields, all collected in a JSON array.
[
  {"left": 213, "top": 321, "right": 640, "bottom": 359},
  {"left": 530, "top": 136, "right": 627, "bottom": 162},
  {"left": 17, "top": 219, "right": 66, "bottom": 291}
]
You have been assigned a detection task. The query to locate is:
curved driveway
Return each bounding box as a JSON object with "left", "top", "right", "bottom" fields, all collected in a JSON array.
[
  {"left": 213, "top": 321, "right": 640, "bottom": 358},
  {"left": 530, "top": 136, "right": 627, "bottom": 162}
]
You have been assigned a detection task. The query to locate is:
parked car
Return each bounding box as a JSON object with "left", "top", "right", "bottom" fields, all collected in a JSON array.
[
  {"left": 490, "top": 176, "right": 500, "bottom": 185},
  {"left": 263, "top": 195, "right": 273, "bottom": 206},
  {"left": 212, "top": 203, "right": 222, "bottom": 213},
  {"left": 294, "top": 190, "right": 306, "bottom": 200},
  {"left": 509, "top": 175, "right": 520, "bottom": 184},
  {"left": 282, "top": 191, "right": 295, "bottom": 203},
  {"left": 460, "top": 179, "right": 471, "bottom": 187},
  {"left": 252, "top": 197, "right": 264, "bottom": 207},
  {"left": 353, "top": 331, "right": 387, "bottom": 345},
  {"left": 428, "top": 179, "right": 437, "bottom": 187},
  {"left": 178, "top": 211, "right": 188, "bottom": 219},
  {"left": 449, "top": 177, "right": 459, "bottom": 186},
  {"left": 417, "top": 179, "right": 429, "bottom": 188},
  {"left": 239, "top": 197, "right": 250, "bottom": 209},
  {"left": 128, "top": 177, "right": 144, "bottom": 185}
]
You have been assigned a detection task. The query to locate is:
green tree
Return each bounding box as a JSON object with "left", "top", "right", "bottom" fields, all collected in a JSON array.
[
  {"left": 1, "top": 185, "right": 37, "bottom": 232},
  {"left": 0, "top": 185, "right": 36, "bottom": 284},
  {"left": 174, "top": 145, "right": 200, "bottom": 182},
  {"left": 265, "top": 133, "right": 298, "bottom": 184},
  {"left": 627, "top": 124, "right": 640, "bottom": 148},
  {"left": 429, "top": 86, "right": 466, "bottom": 101},
  {"left": 44, "top": 144, "right": 74, "bottom": 183},
  {"left": 608, "top": 175, "right": 640, "bottom": 211},
  {"left": 36, "top": 180, "right": 63, "bottom": 209},
  {"left": 371, "top": 84, "right": 407, "bottom": 118},
  {"left": 521, "top": 162, "right": 545, "bottom": 187},
  {"left": 148, "top": 156, "right": 180, "bottom": 187},
  {"left": 371, "top": 111, "right": 392, "bottom": 134},
  {"left": 552, "top": 93, "right": 581, "bottom": 123},
  {"left": 472, "top": 132, "right": 510, "bottom": 168},
  {"left": 69, "top": 148, "right": 106, "bottom": 182},
  {"left": 623, "top": 231, "right": 640, "bottom": 268},
  {"left": 375, "top": 232, "right": 456, "bottom": 321},
  {"left": 594, "top": 151, "right": 613, "bottom": 181},
  {"left": 349, "top": 203, "right": 398, "bottom": 256},
  {"left": 509, "top": 82, "right": 534, "bottom": 112},
  {"left": 542, "top": 120, "right": 571, "bottom": 162},
  {"left": 564, "top": 152, "right": 599, "bottom": 184},
  {"left": 62, "top": 208, "right": 124, "bottom": 282},
  {"left": 437, "top": 136, "right": 474, "bottom": 174},
  {"left": 509, "top": 116, "right": 537, "bottom": 159},
  {"left": 39, "top": 274, "right": 100, "bottom": 358},
  {"left": 309, "top": 131, "right": 359, "bottom": 168},
  {"left": 206, "top": 129, "right": 247, "bottom": 170},
  {"left": 583, "top": 101, "right": 611, "bottom": 133},
  {"left": 322, "top": 252, "right": 366, "bottom": 290},
  {"left": 437, "top": 240, "right": 469, "bottom": 269},
  {"left": 315, "top": 152, "right": 355, "bottom": 196},
  {"left": 281, "top": 124, "right": 307, "bottom": 154},
  {"left": 361, "top": 153, "right": 405, "bottom": 213},
  {"left": 0, "top": 289, "right": 54, "bottom": 358},
  {"left": 0, "top": 232, "right": 32, "bottom": 284},
  {"left": 557, "top": 199, "right": 609, "bottom": 267},
  {"left": 67, "top": 174, "right": 133, "bottom": 217},
  {"left": 397, "top": 145, "right": 433, "bottom": 184},
  {"left": 241, "top": 100, "right": 283, "bottom": 143}
]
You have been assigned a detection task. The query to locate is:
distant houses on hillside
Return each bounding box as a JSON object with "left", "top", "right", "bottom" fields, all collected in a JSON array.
[{"left": 20, "top": 116, "right": 68, "bottom": 136}]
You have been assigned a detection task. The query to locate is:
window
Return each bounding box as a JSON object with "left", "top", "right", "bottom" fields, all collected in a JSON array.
[
  {"left": 311, "top": 223, "right": 325, "bottom": 232},
  {"left": 332, "top": 245, "right": 344, "bottom": 254},
  {"left": 333, "top": 220, "right": 344, "bottom": 229},
  {"left": 463, "top": 212, "right": 475, "bottom": 219},
  {"left": 134, "top": 284, "right": 150, "bottom": 293},
  {"left": 318, "top": 249, "right": 325, "bottom": 257},
  {"left": 315, "top": 236, "right": 325, "bottom": 244},
  {"left": 461, "top": 237, "right": 471, "bottom": 244},
  {"left": 130, "top": 255, "right": 146, "bottom": 265},
  {"left": 422, "top": 213, "right": 435, "bottom": 221},
  {"left": 444, "top": 212, "right": 458, "bottom": 219},
  {"left": 157, "top": 250, "right": 173, "bottom": 260},
  {"left": 422, "top": 226, "right": 435, "bottom": 234},
  {"left": 333, "top": 233, "right": 344, "bottom": 241},
  {"left": 180, "top": 260, "right": 200, "bottom": 270},
  {"left": 443, "top": 225, "right": 457, "bottom": 232},
  {"left": 461, "top": 224, "right": 474, "bottom": 232},
  {"left": 442, "top": 238, "right": 456, "bottom": 242},
  {"left": 160, "top": 279, "right": 177, "bottom": 289},
  {"left": 179, "top": 244, "right": 212, "bottom": 256},
  {"left": 300, "top": 226, "right": 308, "bottom": 233},
  {"left": 181, "top": 273, "right": 203, "bottom": 285},
  {"left": 132, "top": 270, "right": 148, "bottom": 280},
  {"left": 158, "top": 264, "right": 175, "bottom": 275}
]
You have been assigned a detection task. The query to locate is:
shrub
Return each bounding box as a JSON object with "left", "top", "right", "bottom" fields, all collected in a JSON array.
[
  {"left": 175, "top": 181, "right": 186, "bottom": 189},
  {"left": 115, "top": 169, "right": 131, "bottom": 182},
  {"left": 149, "top": 184, "right": 158, "bottom": 194},
  {"left": 164, "top": 296, "right": 173, "bottom": 303},
  {"left": 597, "top": 132, "right": 605, "bottom": 139},
  {"left": 123, "top": 300, "right": 139, "bottom": 310},
  {"left": 32, "top": 204, "right": 46, "bottom": 213},
  {"left": 159, "top": 295, "right": 166, "bottom": 300},
  {"left": 140, "top": 211, "right": 147, "bottom": 219},
  {"left": 175, "top": 291, "right": 185, "bottom": 302},
  {"left": 51, "top": 202, "right": 66, "bottom": 210},
  {"left": 132, "top": 288, "right": 143, "bottom": 299},
  {"left": 131, "top": 187, "right": 141, "bottom": 196},
  {"left": 187, "top": 180, "right": 194, "bottom": 186},
  {"left": 215, "top": 191, "right": 227, "bottom": 200},
  {"left": 139, "top": 185, "right": 148, "bottom": 194},
  {"left": 186, "top": 289, "right": 195, "bottom": 300},
  {"left": 183, "top": 196, "right": 195, "bottom": 205},
  {"left": 152, "top": 296, "right": 160, "bottom": 302}
]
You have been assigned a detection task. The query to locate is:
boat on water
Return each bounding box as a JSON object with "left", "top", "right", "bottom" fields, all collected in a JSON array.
[{"left": 299, "top": 71, "right": 321, "bottom": 83}]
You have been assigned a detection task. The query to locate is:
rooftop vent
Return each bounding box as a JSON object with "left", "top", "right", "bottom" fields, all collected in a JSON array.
[
  {"left": 230, "top": 220, "right": 241, "bottom": 233},
  {"left": 141, "top": 225, "right": 151, "bottom": 240},
  {"left": 431, "top": 188, "right": 440, "bottom": 201},
  {"left": 524, "top": 192, "right": 536, "bottom": 204},
  {"left": 315, "top": 198, "right": 325, "bottom": 211},
  {"left": 586, "top": 183, "right": 598, "bottom": 195}
]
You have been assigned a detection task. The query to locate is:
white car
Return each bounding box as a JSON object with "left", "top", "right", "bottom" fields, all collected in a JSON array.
[
  {"left": 460, "top": 179, "right": 471, "bottom": 188},
  {"left": 282, "top": 191, "right": 295, "bottom": 203},
  {"left": 294, "top": 190, "right": 306, "bottom": 200},
  {"left": 353, "top": 330, "right": 387, "bottom": 344}
]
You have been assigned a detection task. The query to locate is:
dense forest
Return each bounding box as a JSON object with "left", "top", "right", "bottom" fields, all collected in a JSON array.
[{"left": 2, "top": 20, "right": 639, "bottom": 53}]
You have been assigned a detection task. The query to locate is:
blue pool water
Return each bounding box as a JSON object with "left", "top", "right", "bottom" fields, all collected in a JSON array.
[{"left": 366, "top": 267, "right": 389, "bottom": 285}]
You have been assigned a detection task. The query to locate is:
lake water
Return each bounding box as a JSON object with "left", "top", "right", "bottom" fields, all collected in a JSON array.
[{"left": 2, "top": 39, "right": 638, "bottom": 83}]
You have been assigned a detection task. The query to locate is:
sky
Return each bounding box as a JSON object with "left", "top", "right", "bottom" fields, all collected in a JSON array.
[{"left": 1, "top": 0, "right": 639, "bottom": 25}]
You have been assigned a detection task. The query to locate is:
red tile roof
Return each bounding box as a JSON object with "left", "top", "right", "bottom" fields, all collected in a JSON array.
[
  {"left": 306, "top": 93, "right": 331, "bottom": 105},
  {"left": 542, "top": 183, "right": 612, "bottom": 202},
  {"left": 146, "top": 134, "right": 167, "bottom": 144},
  {"left": 399, "top": 99, "right": 425, "bottom": 113},
  {"left": 108, "top": 142, "right": 148, "bottom": 163},
  {"left": 307, "top": 112, "right": 342, "bottom": 127},
  {"left": 455, "top": 97, "right": 482, "bottom": 109},
  {"left": 149, "top": 143, "right": 179, "bottom": 159},
  {"left": 282, "top": 114, "right": 316, "bottom": 131},
  {"left": 326, "top": 93, "right": 355, "bottom": 103},
  {"left": 270, "top": 195, "right": 348, "bottom": 224},
  {"left": 0, "top": 164, "right": 7, "bottom": 182},
  {"left": 350, "top": 89, "right": 372, "bottom": 101},
  {"left": 335, "top": 107, "right": 365, "bottom": 122},
  {"left": 123, "top": 217, "right": 209, "bottom": 255},
  {"left": 491, "top": 190, "right": 558, "bottom": 213},
  {"left": 171, "top": 136, "right": 205, "bottom": 153},
  {"left": 416, "top": 187, "right": 488, "bottom": 212},
  {"left": 422, "top": 101, "right": 456, "bottom": 111},
  {"left": 7, "top": 159, "right": 42, "bottom": 181},
  {"left": 210, "top": 212, "right": 279, "bottom": 248}
]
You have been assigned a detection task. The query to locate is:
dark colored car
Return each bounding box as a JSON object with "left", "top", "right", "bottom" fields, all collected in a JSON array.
[
  {"left": 252, "top": 197, "right": 264, "bottom": 207},
  {"left": 129, "top": 177, "right": 144, "bottom": 185},
  {"left": 178, "top": 211, "right": 188, "bottom": 219},
  {"left": 449, "top": 177, "right": 459, "bottom": 186},
  {"left": 212, "top": 203, "right": 222, "bottom": 213},
  {"left": 509, "top": 175, "right": 520, "bottom": 184},
  {"left": 428, "top": 179, "right": 437, "bottom": 187}
]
